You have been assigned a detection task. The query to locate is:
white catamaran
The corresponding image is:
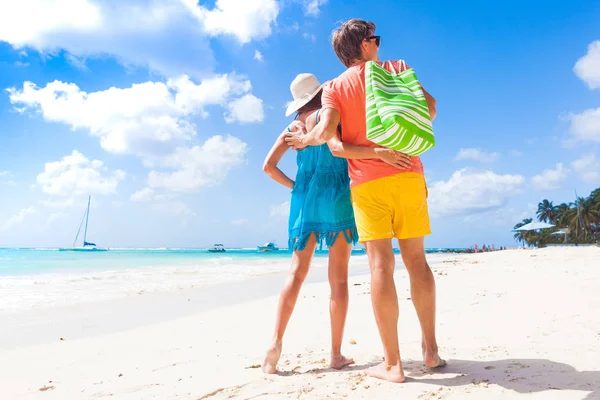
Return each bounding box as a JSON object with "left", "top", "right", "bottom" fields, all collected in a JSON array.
[{"left": 60, "top": 196, "right": 108, "bottom": 252}]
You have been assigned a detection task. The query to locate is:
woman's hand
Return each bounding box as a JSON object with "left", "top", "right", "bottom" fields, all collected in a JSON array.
[{"left": 375, "top": 148, "right": 413, "bottom": 169}]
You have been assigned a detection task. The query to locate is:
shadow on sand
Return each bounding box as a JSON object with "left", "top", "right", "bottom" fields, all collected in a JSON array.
[
  {"left": 198, "top": 358, "right": 599, "bottom": 399},
  {"left": 402, "top": 358, "right": 600, "bottom": 400}
]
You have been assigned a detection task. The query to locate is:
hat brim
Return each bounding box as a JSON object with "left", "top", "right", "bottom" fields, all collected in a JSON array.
[{"left": 284, "top": 82, "right": 328, "bottom": 117}]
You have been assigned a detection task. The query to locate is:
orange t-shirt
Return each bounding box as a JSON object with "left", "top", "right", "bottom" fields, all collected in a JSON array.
[{"left": 321, "top": 60, "right": 424, "bottom": 188}]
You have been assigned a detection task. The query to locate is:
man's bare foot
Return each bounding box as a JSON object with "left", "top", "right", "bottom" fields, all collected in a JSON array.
[
  {"left": 366, "top": 361, "right": 406, "bottom": 383},
  {"left": 262, "top": 342, "right": 282, "bottom": 374},
  {"left": 330, "top": 354, "right": 354, "bottom": 370},
  {"left": 423, "top": 350, "right": 446, "bottom": 368}
]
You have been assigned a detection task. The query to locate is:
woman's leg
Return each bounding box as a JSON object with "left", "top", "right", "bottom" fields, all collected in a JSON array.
[
  {"left": 262, "top": 234, "right": 318, "bottom": 374},
  {"left": 327, "top": 232, "right": 354, "bottom": 369}
]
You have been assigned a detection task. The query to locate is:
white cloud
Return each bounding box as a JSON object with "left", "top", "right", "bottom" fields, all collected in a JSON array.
[
  {"left": 40, "top": 197, "right": 76, "bottom": 208},
  {"left": 0, "top": 0, "right": 281, "bottom": 79},
  {"left": 183, "top": 0, "right": 279, "bottom": 44},
  {"left": 300, "top": 0, "right": 328, "bottom": 17},
  {"left": 574, "top": 40, "right": 600, "bottom": 90},
  {"left": 428, "top": 168, "right": 525, "bottom": 217},
  {"left": 254, "top": 50, "right": 264, "bottom": 62},
  {"left": 0, "top": 171, "right": 16, "bottom": 186},
  {"left": 232, "top": 218, "right": 249, "bottom": 225},
  {"left": 454, "top": 148, "right": 499, "bottom": 163},
  {"left": 148, "top": 135, "right": 248, "bottom": 192},
  {"left": 269, "top": 201, "right": 290, "bottom": 218},
  {"left": 46, "top": 212, "right": 69, "bottom": 225},
  {"left": 152, "top": 201, "right": 195, "bottom": 219},
  {"left": 511, "top": 150, "right": 524, "bottom": 157},
  {"left": 36, "top": 150, "right": 126, "bottom": 196},
  {"left": 302, "top": 32, "right": 316, "bottom": 43},
  {"left": 8, "top": 74, "right": 261, "bottom": 162},
  {"left": 569, "top": 107, "right": 600, "bottom": 142},
  {"left": 571, "top": 153, "right": 600, "bottom": 183},
  {"left": 130, "top": 188, "right": 156, "bottom": 202},
  {"left": 531, "top": 163, "right": 569, "bottom": 191},
  {"left": 1, "top": 207, "right": 36, "bottom": 231},
  {"left": 464, "top": 203, "right": 537, "bottom": 227},
  {"left": 0, "top": 0, "right": 215, "bottom": 79},
  {"left": 225, "top": 94, "right": 265, "bottom": 124},
  {"left": 130, "top": 187, "right": 193, "bottom": 220},
  {"left": 130, "top": 187, "right": 176, "bottom": 202}
]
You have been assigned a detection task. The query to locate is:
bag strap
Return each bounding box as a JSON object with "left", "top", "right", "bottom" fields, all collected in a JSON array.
[
  {"left": 386, "top": 60, "right": 398, "bottom": 75},
  {"left": 287, "top": 113, "right": 300, "bottom": 132}
]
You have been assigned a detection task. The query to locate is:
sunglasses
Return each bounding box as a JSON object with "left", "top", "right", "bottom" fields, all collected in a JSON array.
[{"left": 365, "top": 35, "right": 381, "bottom": 47}]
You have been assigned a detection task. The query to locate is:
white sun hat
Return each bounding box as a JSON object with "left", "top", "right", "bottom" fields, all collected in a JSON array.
[{"left": 285, "top": 73, "right": 327, "bottom": 117}]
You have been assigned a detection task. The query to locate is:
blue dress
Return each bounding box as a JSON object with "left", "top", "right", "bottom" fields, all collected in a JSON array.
[{"left": 288, "top": 110, "right": 358, "bottom": 251}]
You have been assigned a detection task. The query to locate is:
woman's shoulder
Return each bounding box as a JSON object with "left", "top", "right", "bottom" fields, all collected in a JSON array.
[{"left": 299, "top": 109, "right": 320, "bottom": 131}]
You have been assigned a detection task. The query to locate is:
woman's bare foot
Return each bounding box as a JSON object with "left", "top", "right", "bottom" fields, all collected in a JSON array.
[
  {"left": 423, "top": 350, "right": 446, "bottom": 368},
  {"left": 366, "top": 361, "right": 406, "bottom": 383},
  {"left": 262, "top": 342, "right": 282, "bottom": 374},
  {"left": 330, "top": 354, "right": 354, "bottom": 370}
]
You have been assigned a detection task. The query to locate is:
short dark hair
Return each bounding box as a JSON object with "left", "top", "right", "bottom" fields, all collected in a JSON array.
[
  {"left": 331, "top": 19, "right": 376, "bottom": 67},
  {"left": 297, "top": 90, "right": 322, "bottom": 113}
]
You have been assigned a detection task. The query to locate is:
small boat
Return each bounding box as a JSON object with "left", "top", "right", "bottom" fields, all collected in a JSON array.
[
  {"left": 59, "top": 196, "right": 108, "bottom": 252},
  {"left": 208, "top": 244, "right": 226, "bottom": 253},
  {"left": 258, "top": 241, "right": 279, "bottom": 252}
]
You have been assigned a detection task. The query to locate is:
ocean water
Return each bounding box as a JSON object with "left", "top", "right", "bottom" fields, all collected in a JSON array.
[{"left": 0, "top": 247, "right": 463, "bottom": 313}]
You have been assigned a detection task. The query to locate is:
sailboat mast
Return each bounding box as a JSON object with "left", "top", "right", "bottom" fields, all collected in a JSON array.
[{"left": 83, "top": 195, "right": 91, "bottom": 244}]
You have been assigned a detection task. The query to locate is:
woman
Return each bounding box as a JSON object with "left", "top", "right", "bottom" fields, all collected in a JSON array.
[{"left": 261, "top": 73, "right": 357, "bottom": 373}]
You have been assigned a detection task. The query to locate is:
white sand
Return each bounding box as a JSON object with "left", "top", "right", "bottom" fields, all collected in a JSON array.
[{"left": 1, "top": 247, "right": 599, "bottom": 399}]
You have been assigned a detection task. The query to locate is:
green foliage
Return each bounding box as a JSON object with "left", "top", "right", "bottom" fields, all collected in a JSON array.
[{"left": 515, "top": 187, "right": 600, "bottom": 247}]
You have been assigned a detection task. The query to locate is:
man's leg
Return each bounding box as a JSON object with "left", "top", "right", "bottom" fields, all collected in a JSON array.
[
  {"left": 398, "top": 236, "right": 445, "bottom": 368},
  {"left": 365, "top": 238, "right": 406, "bottom": 383}
]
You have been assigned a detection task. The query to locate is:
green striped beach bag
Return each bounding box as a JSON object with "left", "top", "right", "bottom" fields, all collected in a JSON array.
[{"left": 365, "top": 60, "right": 435, "bottom": 156}]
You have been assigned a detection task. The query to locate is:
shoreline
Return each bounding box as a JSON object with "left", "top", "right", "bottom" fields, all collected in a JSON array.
[
  {"left": 0, "top": 254, "right": 372, "bottom": 350},
  {"left": 1, "top": 247, "right": 599, "bottom": 399}
]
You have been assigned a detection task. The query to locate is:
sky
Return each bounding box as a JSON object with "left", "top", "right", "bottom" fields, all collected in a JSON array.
[{"left": 0, "top": 0, "right": 599, "bottom": 249}]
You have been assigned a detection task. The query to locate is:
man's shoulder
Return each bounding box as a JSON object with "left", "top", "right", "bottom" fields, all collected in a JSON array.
[{"left": 327, "top": 66, "right": 362, "bottom": 89}]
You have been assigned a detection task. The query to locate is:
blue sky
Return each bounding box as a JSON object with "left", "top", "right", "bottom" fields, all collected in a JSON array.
[{"left": 0, "top": 0, "right": 599, "bottom": 249}]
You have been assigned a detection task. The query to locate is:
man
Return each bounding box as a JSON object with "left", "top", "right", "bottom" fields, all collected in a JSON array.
[{"left": 285, "top": 19, "right": 445, "bottom": 383}]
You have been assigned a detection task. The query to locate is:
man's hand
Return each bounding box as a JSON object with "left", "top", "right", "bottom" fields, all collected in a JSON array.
[
  {"left": 375, "top": 148, "right": 412, "bottom": 169},
  {"left": 285, "top": 130, "right": 308, "bottom": 150},
  {"left": 287, "top": 120, "right": 306, "bottom": 133}
]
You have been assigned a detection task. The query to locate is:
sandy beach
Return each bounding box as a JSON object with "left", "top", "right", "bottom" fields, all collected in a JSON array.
[{"left": 1, "top": 246, "right": 599, "bottom": 399}]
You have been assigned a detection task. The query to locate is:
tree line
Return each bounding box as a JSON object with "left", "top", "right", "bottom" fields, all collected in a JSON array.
[{"left": 513, "top": 188, "right": 600, "bottom": 247}]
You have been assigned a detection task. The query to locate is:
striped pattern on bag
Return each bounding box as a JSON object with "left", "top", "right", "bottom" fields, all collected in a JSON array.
[{"left": 365, "top": 61, "right": 435, "bottom": 156}]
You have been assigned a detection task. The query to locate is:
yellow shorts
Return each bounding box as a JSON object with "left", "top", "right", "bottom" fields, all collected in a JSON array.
[{"left": 351, "top": 173, "right": 431, "bottom": 243}]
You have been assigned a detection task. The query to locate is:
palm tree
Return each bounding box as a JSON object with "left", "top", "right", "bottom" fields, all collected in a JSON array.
[
  {"left": 564, "top": 196, "right": 600, "bottom": 240},
  {"left": 513, "top": 218, "right": 533, "bottom": 245},
  {"left": 513, "top": 187, "right": 600, "bottom": 245},
  {"left": 589, "top": 188, "right": 600, "bottom": 210},
  {"left": 554, "top": 203, "right": 571, "bottom": 227},
  {"left": 590, "top": 190, "right": 600, "bottom": 237},
  {"left": 536, "top": 199, "right": 556, "bottom": 223}
]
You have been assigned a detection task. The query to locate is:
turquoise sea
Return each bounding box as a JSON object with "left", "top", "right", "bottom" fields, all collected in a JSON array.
[{"left": 0, "top": 247, "right": 467, "bottom": 276}]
